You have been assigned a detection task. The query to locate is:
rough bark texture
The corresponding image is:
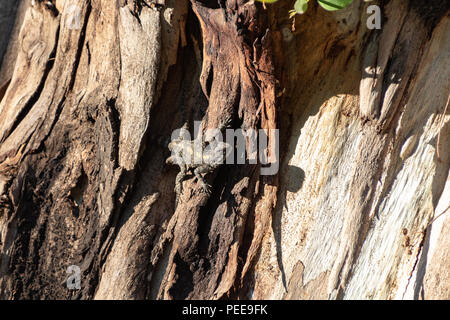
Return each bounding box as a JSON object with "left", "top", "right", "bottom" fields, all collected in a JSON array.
[{"left": 0, "top": 0, "right": 448, "bottom": 300}]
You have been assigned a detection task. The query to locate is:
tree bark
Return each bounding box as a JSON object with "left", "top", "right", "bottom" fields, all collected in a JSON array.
[{"left": 0, "top": 0, "right": 448, "bottom": 300}]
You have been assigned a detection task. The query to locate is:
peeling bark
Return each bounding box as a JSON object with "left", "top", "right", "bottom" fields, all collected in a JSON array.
[{"left": 0, "top": 0, "right": 448, "bottom": 300}]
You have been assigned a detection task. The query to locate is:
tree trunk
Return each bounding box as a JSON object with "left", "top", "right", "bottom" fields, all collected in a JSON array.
[{"left": 0, "top": 0, "right": 448, "bottom": 300}]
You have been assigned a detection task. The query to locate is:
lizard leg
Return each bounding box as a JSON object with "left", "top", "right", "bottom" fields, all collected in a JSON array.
[
  {"left": 194, "top": 165, "right": 212, "bottom": 195},
  {"left": 166, "top": 155, "right": 175, "bottom": 165},
  {"left": 166, "top": 153, "right": 183, "bottom": 166}
]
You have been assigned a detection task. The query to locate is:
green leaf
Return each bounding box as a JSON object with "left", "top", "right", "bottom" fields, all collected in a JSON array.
[
  {"left": 254, "top": 0, "right": 353, "bottom": 17},
  {"left": 317, "top": 0, "right": 353, "bottom": 11},
  {"left": 294, "top": 0, "right": 309, "bottom": 14}
]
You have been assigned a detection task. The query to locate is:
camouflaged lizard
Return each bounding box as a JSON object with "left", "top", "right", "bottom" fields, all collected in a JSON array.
[
  {"left": 166, "top": 120, "right": 232, "bottom": 205},
  {"left": 134, "top": 0, "right": 164, "bottom": 13}
]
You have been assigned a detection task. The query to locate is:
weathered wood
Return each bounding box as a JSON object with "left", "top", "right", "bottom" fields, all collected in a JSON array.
[{"left": 0, "top": 0, "right": 448, "bottom": 300}]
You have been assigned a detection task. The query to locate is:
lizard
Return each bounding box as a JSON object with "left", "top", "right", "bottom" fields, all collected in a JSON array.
[
  {"left": 133, "top": 0, "right": 165, "bottom": 13},
  {"left": 166, "top": 119, "right": 232, "bottom": 206}
]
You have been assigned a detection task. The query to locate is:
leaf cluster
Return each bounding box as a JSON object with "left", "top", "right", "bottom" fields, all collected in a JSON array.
[{"left": 254, "top": 0, "right": 354, "bottom": 17}]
